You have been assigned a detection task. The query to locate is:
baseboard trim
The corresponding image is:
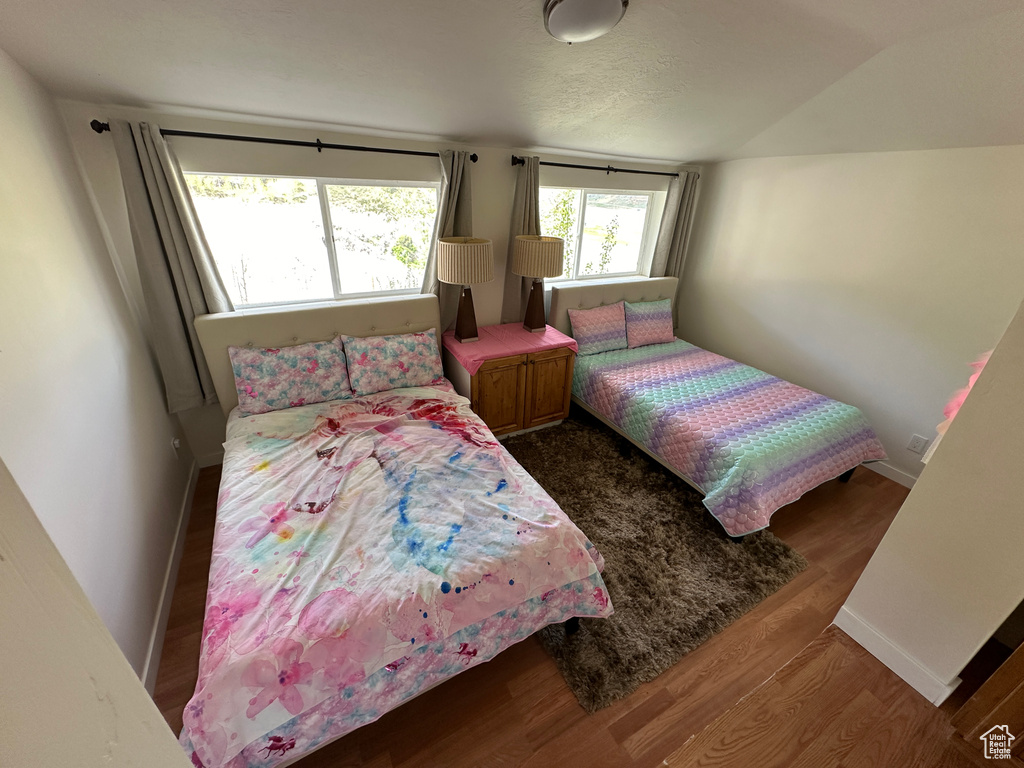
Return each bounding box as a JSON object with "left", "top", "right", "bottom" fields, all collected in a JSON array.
[
  {"left": 495, "top": 420, "right": 564, "bottom": 441},
  {"left": 196, "top": 449, "right": 224, "bottom": 469},
  {"left": 141, "top": 460, "right": 199, "bottom": 693},
  {"left": 865, "top": 460, "right": 918, "bottom": 489},
  {"left": 833, "top": 606, "right": 960, "bottom": 705}
]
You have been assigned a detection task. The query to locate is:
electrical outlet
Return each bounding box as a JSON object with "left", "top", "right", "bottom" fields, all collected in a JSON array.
[{"left": 906, "top": 434, "right": 929, "bottom": 454}]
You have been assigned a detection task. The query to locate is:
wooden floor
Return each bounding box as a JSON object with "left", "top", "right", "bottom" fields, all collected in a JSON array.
[
  {"left": 153, "top": 465, "right": 974, "bottom": 767},
  {"left": 665, "top": 625, "right": 976, "bottom": 768}
]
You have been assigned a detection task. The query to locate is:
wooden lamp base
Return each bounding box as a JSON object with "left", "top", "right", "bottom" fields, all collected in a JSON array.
[
  {"left": 454, "top": 285, "right": 479, "bottom": 342},
  {"left": 522, "top": 278, "right": 547, "bottom": 333}
]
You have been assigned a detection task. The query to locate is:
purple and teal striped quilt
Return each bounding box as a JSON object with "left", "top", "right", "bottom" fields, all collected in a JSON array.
[{"left": 573, "top": 340, "right": 887, "bottom": 536}]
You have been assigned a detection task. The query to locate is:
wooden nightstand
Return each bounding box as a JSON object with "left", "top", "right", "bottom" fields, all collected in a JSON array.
[{"left": 442, "top": 323, "right": 577, "bottom": 437}]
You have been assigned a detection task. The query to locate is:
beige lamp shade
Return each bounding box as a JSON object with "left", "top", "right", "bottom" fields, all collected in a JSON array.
[
  {"left": 512, "top": 235, "right": 564, "bottom": 278},
  {"left": 436, "top": 237, "right": 494, "bottom": 285}
]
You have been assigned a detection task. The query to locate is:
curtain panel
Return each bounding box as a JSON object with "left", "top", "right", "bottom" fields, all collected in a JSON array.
[
  {"left": 500, "top": 156, "right": 541, "bottom": 324},
  {"left": 110, "top": 120, "right": 233, "bottom": 413},
  {"left": 651, "top": 169, "right": 701, "bottom": 328},
  {"left": 421, "top": 150, "right": 473, "bottom": 331}
]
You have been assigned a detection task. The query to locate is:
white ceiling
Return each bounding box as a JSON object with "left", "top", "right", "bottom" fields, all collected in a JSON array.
[{"left": 2, "top": 0, "right": 1022, "bottom": 162}]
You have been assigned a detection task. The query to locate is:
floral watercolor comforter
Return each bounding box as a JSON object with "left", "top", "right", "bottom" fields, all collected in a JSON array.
[
  {"left": 573, "top": 341, "right": 887, "bottom": 537},
  {"left": 181, "top": 385, "right": 612, "bottom": 768}
]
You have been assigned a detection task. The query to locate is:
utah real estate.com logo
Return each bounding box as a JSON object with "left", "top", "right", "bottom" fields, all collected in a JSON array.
[{"left": 980, "top": 725, "right": 1015, "bottom": 760}]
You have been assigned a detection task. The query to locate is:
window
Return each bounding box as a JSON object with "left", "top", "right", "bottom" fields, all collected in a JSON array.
[
  {"left": 539, "top": 187, "right": 659, "bottom": 281},
  {"left": 184, "top": 174, "right": 439, "bottom": 307}
]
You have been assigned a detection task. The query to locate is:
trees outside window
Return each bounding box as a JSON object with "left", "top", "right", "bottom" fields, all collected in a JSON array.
[
  {"left": 185, "top": 174, "right": 439, "bottom": 307},
  {"left": 539, "top": 187, "right": 653, "bottom": 281}
]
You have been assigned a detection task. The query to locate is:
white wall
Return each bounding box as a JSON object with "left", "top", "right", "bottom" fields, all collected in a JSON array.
[
  {"left": 58, "top": 99, "right": 685, "bottom": 464},
  {"left": 0, "top": 459, "right": 191, "bottom": 767},
  {"left": 0, "top": 47, "right": 195, "bottom": 675},
  {"left": 680, "top": 147, "right": 1024, "bottom": 481},
  {"left": 836, "top": 291, "right": 1024, "bottom": 703}
]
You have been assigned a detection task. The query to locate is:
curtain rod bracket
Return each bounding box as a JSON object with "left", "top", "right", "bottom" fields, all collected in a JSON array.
[
  {"left": 315, "top": 138, "right": 323, "bottom": 153},
  {"left": 91, "top": 120, "right": 110, "bottom": 134}
]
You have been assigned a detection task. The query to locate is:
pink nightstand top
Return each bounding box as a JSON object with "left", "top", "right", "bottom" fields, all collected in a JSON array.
[{"left": 442, "top": 323, "right": 578, "bottom": 376}]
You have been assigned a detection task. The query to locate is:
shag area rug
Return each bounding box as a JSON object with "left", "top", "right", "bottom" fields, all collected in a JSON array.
[{"left": 502, "top": 408, "right": 808, "bottom": 713}]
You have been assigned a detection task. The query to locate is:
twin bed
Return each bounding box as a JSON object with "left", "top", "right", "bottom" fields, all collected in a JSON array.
[
  {"left": 548, "top": 277, "right": 886, "bottom": 537},
  {"left": 184, "top": 281, "right": 884, "bottom": 767}
]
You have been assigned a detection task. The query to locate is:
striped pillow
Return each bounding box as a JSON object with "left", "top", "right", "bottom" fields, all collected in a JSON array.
[
  {"left": 568, "top": 301, "right": 628, "bottom": 356},
  {"left": 625, "top": 299, "right": 675, "bottom": 348}
]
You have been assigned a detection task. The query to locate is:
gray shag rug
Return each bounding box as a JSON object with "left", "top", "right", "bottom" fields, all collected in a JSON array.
[{"left": 502, "top": 408, "right": 808, "bottom": 713}]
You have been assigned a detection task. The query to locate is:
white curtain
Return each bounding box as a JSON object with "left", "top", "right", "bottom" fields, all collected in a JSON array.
[
  {"left": 651, "top": 170, "right": 701, "bottom": 327},
  {"left": 500, "top": 156, "right": 541, "bottom": 323},
  {"left": 422, "top": 150, "right": 473, "bottom": 331},
  {"left": 109, "top": 120, "right": 233, "bottom": 413}
]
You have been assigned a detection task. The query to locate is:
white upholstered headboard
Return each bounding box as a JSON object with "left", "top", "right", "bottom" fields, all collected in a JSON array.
[
  {"left": 194, "top": 294, "right": 442, "bottom": 417},
  {"left": 548, "top": 277, "right": 679, "bottom": 337}
]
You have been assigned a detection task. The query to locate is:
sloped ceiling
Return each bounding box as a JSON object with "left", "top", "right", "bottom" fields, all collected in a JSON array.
[{"left": 1, "top": 0, "right": 1022, "bottom": 162}]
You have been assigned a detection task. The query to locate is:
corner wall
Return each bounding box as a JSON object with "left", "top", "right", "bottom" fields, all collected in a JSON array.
[
  {"left": 838, "top": 290, "right": 1024, "bottom": 702},
  {"left": 0, "top": 47, "right": 194, "bottom": 674},
  {"left": 0, "top": 459, "right": 191, "bottom": 767},
  {"left": 679, "top": 147, "right": 1024, "bottom": 481}
]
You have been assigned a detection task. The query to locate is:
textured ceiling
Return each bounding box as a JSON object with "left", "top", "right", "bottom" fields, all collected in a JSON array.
[{"left": 1, "top": 0, "right": 1022, "bottom": 162}]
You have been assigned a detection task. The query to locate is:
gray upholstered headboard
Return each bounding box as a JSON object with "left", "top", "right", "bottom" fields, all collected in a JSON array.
[
  {"left": 194, "top": 294, "right": 441, "bottom": 417},
  {"left": 548, "top": 277, "right": 679, "bottom": 337}
]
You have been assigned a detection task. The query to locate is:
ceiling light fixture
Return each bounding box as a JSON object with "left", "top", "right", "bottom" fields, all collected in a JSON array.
[{"left": 544, "top": 0, "right": 628, "bottom": 44}]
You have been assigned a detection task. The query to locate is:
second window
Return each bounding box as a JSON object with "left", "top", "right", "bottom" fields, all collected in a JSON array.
[{"left": 539, "top": 187, "right": 657, "bottom": 281}]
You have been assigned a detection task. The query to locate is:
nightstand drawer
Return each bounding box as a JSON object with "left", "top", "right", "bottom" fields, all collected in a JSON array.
[
  {"left": 472, "top": 355, "right": 527, "bottom": 435},
  {"left": 523, "top": 347, "right": 575, "bottom": 429}
]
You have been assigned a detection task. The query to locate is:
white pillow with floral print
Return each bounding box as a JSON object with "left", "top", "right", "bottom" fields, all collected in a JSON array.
[
  {"left": 341, "top": 330, "right": 445, "bottom": 396},
  {"left": 228, "top": 337, "right": 353, "bottom": 415}
]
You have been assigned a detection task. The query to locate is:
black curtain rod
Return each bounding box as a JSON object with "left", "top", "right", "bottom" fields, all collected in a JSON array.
[
  {"left": 89, "top": 120, "right": 477, "bottom": 163},
  {"left": 511, "top": 154, "right": 679, "bottom": 178}
]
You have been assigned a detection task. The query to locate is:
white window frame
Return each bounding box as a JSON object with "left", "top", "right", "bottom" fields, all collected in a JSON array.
[
  {"left": 319, "top": 178, "right": 441, "bottom": 302},
  {"left": 542, "top": 186, "right": 665, "bottom": 284},
  {"left": 184, "top": 172, "right": 441, "bottom": 309}
]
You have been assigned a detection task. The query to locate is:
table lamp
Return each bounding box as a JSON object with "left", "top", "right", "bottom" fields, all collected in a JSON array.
[
  {"left": 437, "top": 237, "right": 494, "bottom": 343},
  {"left": 512, "top": 235, "right": 564, "bottom": 332}
]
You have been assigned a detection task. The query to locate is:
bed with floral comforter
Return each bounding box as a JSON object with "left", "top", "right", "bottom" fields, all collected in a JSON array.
[{"left": 181, "top": 384, "right": 612, "bottom": 768}]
